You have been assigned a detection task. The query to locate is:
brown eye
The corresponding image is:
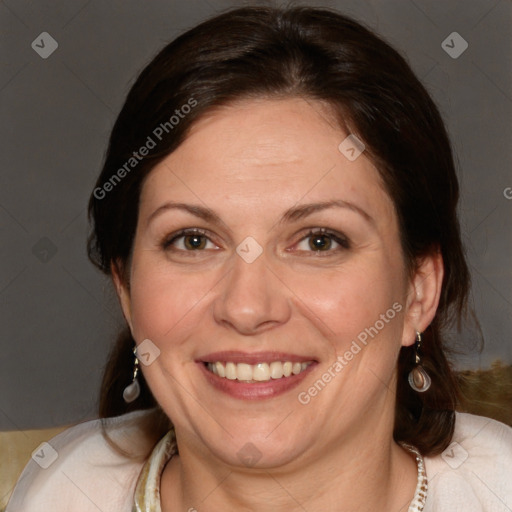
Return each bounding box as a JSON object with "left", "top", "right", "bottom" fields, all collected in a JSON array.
[
  {"left": 162, "top": 229, "right": 217, "bottom": 251},
  {"left": 295, "top": 229, "right": 350, "bottom": 254},
  {"left": 183, "top": 234, "right": 207, "bottom": 250},
  {"left": 308, "top": 233, "right": 332, "bottom": 251}
]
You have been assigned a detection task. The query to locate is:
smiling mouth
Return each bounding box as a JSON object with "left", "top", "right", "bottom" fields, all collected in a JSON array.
[{"left": 204, "top": 361, "right": 314, "bottom": 382}]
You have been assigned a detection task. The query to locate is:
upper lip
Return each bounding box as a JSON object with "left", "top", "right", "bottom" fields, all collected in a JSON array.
[{"left": 197, "top": 351, "right": 317, "bottom": 364}]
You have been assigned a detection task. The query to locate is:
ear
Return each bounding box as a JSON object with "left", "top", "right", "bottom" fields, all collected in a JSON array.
[
  {"left": 401, "top": 248, "right": 444, "bottom": 347},
  {"left": 111, "top": 260, "right": 134, "bottom": 332}
]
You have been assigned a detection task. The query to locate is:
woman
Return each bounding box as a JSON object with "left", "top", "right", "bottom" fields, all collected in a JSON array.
[{"left": 7, "top": 5, "right": 512, "bottom": 511}]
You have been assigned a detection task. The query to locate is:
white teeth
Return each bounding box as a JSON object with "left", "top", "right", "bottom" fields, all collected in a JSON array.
[
  {"left": 206, "top": 360, "right": 312, "bottom": 382},
  {"left": 269, "top": 361, "right": 284, "bottom": 379},
  {"left": 237, "top": 363, "right": 253, "bottom": 381},
  {"left": 253, "top": 363, "right": 270, "bottom": 381},
  {"left": 225, "top": 362, "right": 237, "bottom": 380},
  {"left": 215, "top": 361, "right": 225, "bottom": 377}
]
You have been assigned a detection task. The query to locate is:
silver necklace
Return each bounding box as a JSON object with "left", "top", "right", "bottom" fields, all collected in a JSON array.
[{"left": 401, "top": 443, "right": 428, "bottom": 511}]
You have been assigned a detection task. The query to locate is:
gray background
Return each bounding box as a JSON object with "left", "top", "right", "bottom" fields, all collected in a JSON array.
[{"left": 1, "top": 0, "right": 511, "bottom": 431}]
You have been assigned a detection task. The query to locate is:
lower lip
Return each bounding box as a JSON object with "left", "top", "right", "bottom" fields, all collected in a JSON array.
[{"left": 197, "top": 362, "right": 317, "bottom": 400}]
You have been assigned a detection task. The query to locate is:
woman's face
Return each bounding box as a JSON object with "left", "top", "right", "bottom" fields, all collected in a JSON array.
[{"left": 116, "top": 98, "right": 432, "bottom": 468}]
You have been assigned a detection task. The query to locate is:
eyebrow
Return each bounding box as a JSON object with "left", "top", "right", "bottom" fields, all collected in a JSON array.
[
  {"left": 146, "top": 199, "right": 374, "bottom": 228},
  {"left": 280, "top": 200, "right": 374, "bottom": 226},
  {"left": 147, "top": 202, "right": 223, "bottom": 227}
]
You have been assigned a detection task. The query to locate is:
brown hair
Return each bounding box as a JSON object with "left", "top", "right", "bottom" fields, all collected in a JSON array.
[{"left": 88, "top": 5, "right": 470, "bottom": 456}]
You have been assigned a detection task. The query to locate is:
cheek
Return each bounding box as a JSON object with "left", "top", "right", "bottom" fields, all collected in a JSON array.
[
  {"left": 290, "top": 262, "right": 401, "bottom": 342},
  {"left": 128, "top": 264, "right": 214, "bottom": 342}
]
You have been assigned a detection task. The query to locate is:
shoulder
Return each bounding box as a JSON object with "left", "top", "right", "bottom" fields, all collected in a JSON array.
[
  {"left": 6, "top": 409, "right": 156, "bottom": 512},
  {"left": 424, "top": 412, "right": 512, "bottom": 511}
]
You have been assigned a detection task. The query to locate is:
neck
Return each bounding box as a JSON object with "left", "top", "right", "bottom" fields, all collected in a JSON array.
[{"left": 161, "top": 418, "right": 418, "bottom": 511}]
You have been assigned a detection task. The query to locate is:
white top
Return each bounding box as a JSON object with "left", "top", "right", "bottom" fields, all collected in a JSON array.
[{"left": 6, "top": 411, "right": 512, "bottom": 511}]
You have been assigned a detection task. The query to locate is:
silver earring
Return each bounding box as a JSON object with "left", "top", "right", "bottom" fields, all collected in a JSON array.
[
  {"left": 408, "top": 332, "right": 431, "bottom": 392},
  {"left": 123, "top": 346, "right": 141, "bottom": 403}
]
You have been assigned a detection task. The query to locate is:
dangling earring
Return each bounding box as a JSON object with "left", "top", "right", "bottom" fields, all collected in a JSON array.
[
  {"left": 408, "top": 331, "right": 431, "bottom": 392},
  {"left": 123, "top": 346, "right": 141, "bottom": 403}
]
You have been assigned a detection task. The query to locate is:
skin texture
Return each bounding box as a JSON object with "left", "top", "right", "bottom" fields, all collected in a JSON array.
[{"left": 113, "top": 98, "right": 443, "bottom": 511}]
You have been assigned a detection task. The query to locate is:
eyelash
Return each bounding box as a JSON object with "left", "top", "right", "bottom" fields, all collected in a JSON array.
[
  {"left": 294, "top": 228, "right": 350, "bottom": 253},
  {"left": 161, "top": 227, "right": 351, "bottom": 256},
  {"left": 161, "top": 228, "right": 213, "bottom": 251}
]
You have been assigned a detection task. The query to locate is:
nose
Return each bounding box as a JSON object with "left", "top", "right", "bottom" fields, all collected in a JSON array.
[{"left": 213, "top": 250, "right": 291, "bottom": 335}]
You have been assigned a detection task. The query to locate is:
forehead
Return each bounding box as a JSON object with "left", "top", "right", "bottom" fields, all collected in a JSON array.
[{"left": 139, "top": 97, "right": 395, "bottom": 226}]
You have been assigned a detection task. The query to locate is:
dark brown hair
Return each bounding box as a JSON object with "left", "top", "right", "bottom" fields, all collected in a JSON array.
[{"left": 88, "top": 5, "right": 470, "bottom": 456}]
